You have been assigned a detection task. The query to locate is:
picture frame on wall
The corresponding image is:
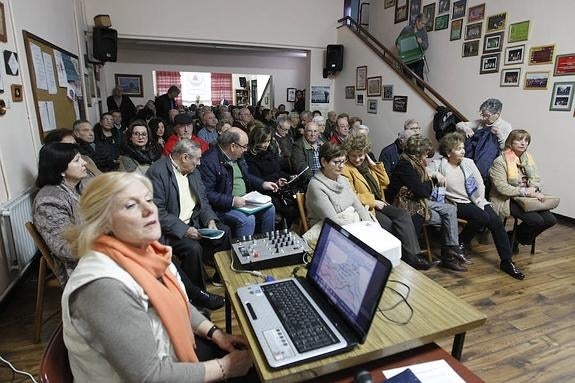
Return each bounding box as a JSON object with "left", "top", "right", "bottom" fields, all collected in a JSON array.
[
  {"left": 356, "top": 93, "right": 365, "bottom": 105},
  {"left": 549, "top": 82, "right": 575, "bottom": 111},
  {"left": 11, "top": 84, "right": 23, "bottom": 102},
  {"left": 114, "top": 74, "right": 143, "bottom": 97},
  {"left": 452, "top": 0, "right": 466, "bottom": 20},
  {"left": 504, "top": 45, "right": 525, "bottom": 65},
  {"left": 345, "top": 86, "right": 355, "bottom": 99},
  {"left": 465, "top": 22, "right": 482, "bottom": 40},
  {"left": 356, "top": 65, "right": 368, "bottom": 90},
  {"left": 367, "top": 99, "right": 378, "bottom": 114},
  {"left": 524, "top": 71, "right": 550, "bottom": 90},
  {"left": 409, "top": 0, "right": 422, "bottom": 26},
  {"left": 479, "top": 53, "right": 500, "bottom": 74},
  {"left": 286, "top": 88, "right": 296, "bottom": 102},
  {"left": 384, "top": 0, "right": 396, "bottom": 9},
  {"left": 554, "top": 54, "right": 575, "bottom": 76},
  {"left": 462, "top": 40, "right": 480, "bottom": 57},
  {"left": 529, "top": 44, "right": 555, "bottom": 65},
  {"left": 382, "top": 85, "right": 394, "bottom": 100},
  {"left": 0, "top": 2, "right": 7, "bottom": 43},
  {"left": 500, "top": 68, "right": 521, "bottom": 87},
  {"left": 467, "top": 3, "right": 485, "bottom": 23},
  {"left": 450, "top": 19, "right": 463, "bottom": 40},
  {"left": 483, "top": 32, "right": 504, "bottom": 53},
  {"left": 486, "top": 12, "right": 507, "bottom": 33},
  {"left": 438, "top": 0, "right": 450, "bottom": 14},
  {"left": 423, "top": 3, "right": 436, "bottom": 32},
  {"left": 395, "top": 0, "right": 408, "bottom": 24},
  {"left": 367, "top": 76, "right": 382, "bottom": 97},
  {"left": 435, "top": 14, "right": 449, "bottom": 31},
  {"left": 393, "top": 96, "right": 408, "bottom": 112},
  {"left": 508, "top": 20, "right": 530, "bottom": 43}
]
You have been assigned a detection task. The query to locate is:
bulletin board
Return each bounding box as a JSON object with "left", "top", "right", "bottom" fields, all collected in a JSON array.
[{"left": 22, "top": 30, "right": 85, "bottom": 142}]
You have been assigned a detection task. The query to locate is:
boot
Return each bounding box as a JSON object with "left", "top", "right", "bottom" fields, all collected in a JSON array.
[
  {"left": 455, "top": 243, "right": 472, "bottom": 264},
  {"left": 440, "top": 246, "right": 468, "bottom": 272},
  {"left": 402, "top": 253, "right": 440, "bottom": 271}
]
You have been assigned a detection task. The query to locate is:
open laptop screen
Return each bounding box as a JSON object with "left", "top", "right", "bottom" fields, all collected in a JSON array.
[{"left": 308, "top": 219, "right": 391, "bottom": 341}]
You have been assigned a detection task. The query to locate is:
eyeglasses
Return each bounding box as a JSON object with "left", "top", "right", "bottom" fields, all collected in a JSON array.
[
  {"left": 480, "top": 111, "right": 499, "bottom": 119},
  {"left": 132, "top": 132, "right": 148, "bottom": 137},
  {"left": 331, "top": 159, "right": 346, "bottom": 167},
  {"left": 234, "top": 142, "right": 248, "bottom": 150}
]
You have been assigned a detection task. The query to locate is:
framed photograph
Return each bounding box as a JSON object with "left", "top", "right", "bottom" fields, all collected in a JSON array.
[
  {"left": 450, "top": 19, "right": 463, "bottom": 41},
  {"left": 435, "top": 14, "right": 449, "bottom": 31},
  {"left": 384, "top": 0, "right": 396, "bottom": 9},
  {"left": 11, "top": 84, "right": 23, "bottom": 102},
  {"left": 479, "top": 53, "right": 500, "bottom": 74},
  {"left": 423, "top": 3, "right": 436, "bottom": 32},
  {"left": 524, "top": 71, "right": 550, "bottom": 90},
  {"left": 554, "top": 54, "right": 575, "bottom": 76},
  {"left": 486, "top": 12, "right": 507, "bottom": 33},
  {"left": 356, "top": 93, "right": 365, "bottom": 106},
  {"left": 409, "top": 0, "right": 422, "bottom": 26},
  {"left": 529, "top": 44, "right": 555, "bottom": 65},
  {"left": 382, "top": 85, "right": 394, "bottom": 100},
  {"left": 286, "top": 88, "right": 296, "bottom": 102},
  {"left": 114, "top": 74, "right": 143, "bottom": 97},
  {"left": 438, "top": 0, "right": 450, "bottom": 14},
  {"left": 367, "top": 99, "right": 378, "bottom": 114},
  {"left": 345, "top": 86, "right": 355, "bottom": 99},
  {"left": 356, "top": 66, "right": 367, "bottom": 90},
  {"left": 311, "top": 86, "right": 330, "bottom": 104},
  {"left": 549, "top": 82, "right": 575, "bottom": 111},
  {"left": 508, "top": 20, "right": 530, "bottom": 43},
  {"left": 500, "top": 68, "right": 521, "bottom": 87},
  {"left": 483, "top": 32, "right": 504, "bottom": 53},
  {"left": 367, "top": 76, "right": 382, "bottom": 97},
  {"left": 467, "top": 3, "right": 485, "bottom": 23},
  {"left": 0, "top": 2, "right": 7, "bottom": 43},
  {"left": 462, "top": 40, "right": 480, "bottom": 57},
  {"left": 395, "top": 0, "right": 408, "bottom": 24},
  {"left": 452, "top": 0, "right": 466, "bottom": 19},
  {"left": 393, "top": 96, "right": 408, "bottom": 112},
  {"left": 465, "top": 22, "right": 482, "bottom": 41},
  {"left": 504, "top": 45, "right": 525, "bottom": 65}
]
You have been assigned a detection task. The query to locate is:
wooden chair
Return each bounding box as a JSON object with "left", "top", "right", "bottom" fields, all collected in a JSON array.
[
  {"left": 504, "top": 216, "right": 536, "bottom": 254},
  {"left": 421, "top": 219, "right": 468, "bottom": 262},
  {"left": 40, "top": 322, "right": 73, "bottom": 383},
  {"left": 295, "top": 192, "right": 309, "bottom": 234},
  {"left": 25, "top": 222, "right": 62, "bottom": 343}
]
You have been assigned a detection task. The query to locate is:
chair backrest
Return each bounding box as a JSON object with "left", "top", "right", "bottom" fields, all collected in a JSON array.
[
  {"left": 295, "top": 192, "right": 309, "bottom": 233},
  {"left": 40, "top": 323, "right": 73, "bottom": 383},
  {"left": 25, "top": 222, "right": 59, "bottom": 275},
  {"left": 397, "top": 34, "right": 425, "bottom": 65}
]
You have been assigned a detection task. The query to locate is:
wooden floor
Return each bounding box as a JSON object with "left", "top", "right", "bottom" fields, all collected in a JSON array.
[{"left": 0, "top": 221, "right": 574, "bottom": 383}]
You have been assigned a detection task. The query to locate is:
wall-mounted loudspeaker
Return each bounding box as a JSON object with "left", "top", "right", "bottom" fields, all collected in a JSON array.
[
  {"left": 239, "top": 77, "right": 247, "bottom": 88},
  {"left": 93, "top": 27, "right": 118, "bottom": 62},
  {"left": 326, "top": 44, "right": 344, "bottom": 71}
]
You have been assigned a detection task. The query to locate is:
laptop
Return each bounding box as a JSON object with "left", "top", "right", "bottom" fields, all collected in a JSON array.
[{"left": 236, "top": 218, "right": 393, "bottom": 369}]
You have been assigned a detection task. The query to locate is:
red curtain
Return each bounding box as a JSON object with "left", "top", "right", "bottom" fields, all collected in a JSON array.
[
  {"left": 211, "top": 73, "right": 232, "bottom": 106},
  {"left": 155, "top": 71, "right": 182, "bottom": 105}
]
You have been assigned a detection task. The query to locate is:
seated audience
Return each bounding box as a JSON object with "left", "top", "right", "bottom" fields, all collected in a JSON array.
[
  {"left": 329, "top": 114, "right": 350, "bottom": 145},
  {"left": 73, "top": 119, "right": 119, "bottom": 172},
  {"left": 289, "top": 112, "right": 303, "bottom": 139},
  {"left": 62, "top": 172, "right": 254, "bottom": 382},
  {"left": 324, "top": 111, "right": 337, "bottom": 140},
  {"left": 273, "top": 115, "right": 294, "bottom": 173},
  {"left": 349, "top": 116, "right": 362, "bottom": 132},
  {"left": 93, "top": 112, "right": 122, "bottom": 170},
  {"left": 148, "top": 117, "right": 169, "bottom": 149},
  {"left": 233, "top": 107, "right": 252, "bottom": 133},
  {"left": 45, "top": 128, "right": 101, "bottom": 177},
  {"left": 163, "top": 113, "right": 209, "bottom": 155},
  {"left": 217, "top": 118, "right": 233, "bottom": 136},
  {"left": 106, "top": 85, "right": 136, "bottom": 126},
  {"left": 119, "top": 120, "right": 161, "bottom": 175},
  {"left": 291, "top": 121, "right": 323, "bottom": 187},
  {"left": 379, "top": 122, "right": 420, "bottom": 175},
  {"left": 111, "top": 110, "right": 126, "bottom": 133},
  {"left": 428, "top": 133, "right": 525, "bottom": 279},
  {"left": 312, "top": 115, "right": 327, "bottom": 139},
  {"left": 197, "top": 111, "right": 219, "bottom": 145},
  {"left": 489, "top": 129, "right": 556, "bottom": 252}
]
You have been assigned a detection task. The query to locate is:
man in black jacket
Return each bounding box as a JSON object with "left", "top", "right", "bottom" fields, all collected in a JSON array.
[{"left": 155, "top": 85, "right": 180, "bottom": 121}]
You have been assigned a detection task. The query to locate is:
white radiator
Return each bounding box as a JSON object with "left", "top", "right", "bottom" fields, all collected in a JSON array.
[{"left": 0, "top": 187, "right": 38, "bottom": 271}]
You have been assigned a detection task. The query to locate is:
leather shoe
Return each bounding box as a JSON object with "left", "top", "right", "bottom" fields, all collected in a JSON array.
[
  {"left": 403, "top": 253, "right": 440, "bottom": 270},
  {"left": 440, "top": 246, "right": 468, "bottom": 272},
  {"left": 440, "top": 257, "right": 468, "bottom": 272},
  {"left": 456, "top": 243, "right": 472, "bottom": 264},
  {"left": 500, "top": 260, "right": 525, "bottom": 280},
  {"left": 197, "top": 290, "right": 225, "bottom": 311},
  {"left": 507, "top": 231, "right": 519, "bottom": 254}
]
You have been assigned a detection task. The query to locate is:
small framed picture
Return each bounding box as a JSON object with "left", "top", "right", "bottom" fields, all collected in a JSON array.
[
  {"left": 423, "top": 3, "right": 436, "bottom": 32},
  {"left": 524, "top": 71, "right": 550, "bottom": 90},
  {"left": 554, "top": 54, "right": 575, "bottom": 76},
  {"left": 356, "top": 93, "right": 365, "bottom": 105},
  {"left": 409, "top": 0, "right": 422, "bottom": 26},
  {"left": 452, "top": 0, "right": 466, "bottom": 20},
  {"left": 508, "top": 20, "right": 530, "bottom": 43},
  {"left": 529, "top": 44, "right": 556, "bottom": 65},
  {"left": 450, "top": 19, "right": 463, "bottom": 41},
  {"left": 395, "top": 0, "right": 408, "bottom": 24},
  {"left": 465, "top": 22, "right": 482, "bottom": 40},
  {"left": 367, "top": 99, "right": 378, "bottom": 114},
  {"left": 356, "top": 66, "right": 367, "bottom": 90},
  {"left": 438, "top": 0, "right": 450, "bottom": 14},
  {"left": 345, "top": 86, "right": 355, "bottom": 99},
  {"left": 504, "top": 45, "right": 525, "bottom": 65},
  {"left": 467, "top": 3, "right": 485, "bottom": 23},
  {"left": 382, "top": 85, "right": 394, "bottom": 100},
  {"left": 486, "top": 12, "right": 507, "bottom": 33},
  {"left": 384, "top": 0, "right": 396, "bottom": 9},
  {"left": 0, "top": 2, "right": 7, "bottom": 43},
  {"left": 11, "top": 84, "right": 23, "bottom": 102},
  {"left": 393, "top": 96, "right": 408, "bottom": 112},
  {"left": 367, "top": 76, "right": 382, "bottom": 97},
  {"left": 435, "top": 14, "right": 449, "bottom": 31},
  {"left": 287, "top": 88, "right": 296, "bottom": 102},
  {"left": 462, "top": 40, "right": 480, "bottom": 57},
  {"left": 483, "top": 32, "right": 504, "bottom": 53},
  {"left": 500, "top": 68, "right": 521, "bottom": 87},
  {"left": 479, "top": 53, "right": 500, "bottom": 75},
  {"left": 114, "top": 74, "right": 143, "bottom": 97},
  {"left": 549, "top": 82, "right": 575, "bottom": 111}
]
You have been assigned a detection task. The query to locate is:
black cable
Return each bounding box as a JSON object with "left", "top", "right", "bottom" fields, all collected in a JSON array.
[{"left": 377, "top": 280, "right": 414, "bottom": 325}]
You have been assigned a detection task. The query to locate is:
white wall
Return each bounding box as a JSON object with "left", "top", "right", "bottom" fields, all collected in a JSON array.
[{"left": 370, "top": 0, "right": 575, "bottom": 217}]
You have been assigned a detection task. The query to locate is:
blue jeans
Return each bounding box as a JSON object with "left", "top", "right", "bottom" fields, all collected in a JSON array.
[
  {"left": 219, "top": 205, "right": 276, "bottom": 238},
  {"left": 426, "top": 200, "right": 459, "bottom": 247}
]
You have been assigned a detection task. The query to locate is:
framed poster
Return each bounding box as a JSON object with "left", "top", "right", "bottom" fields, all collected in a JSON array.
[
  {"left": 423, "top": 3, "right": 436, "bottom": 32},
  {"left": 465, "top": 22, "right": 482, "bottom": 40},
  {"left": 345, "top": 86, "right": 355, "bottom": 99},
  {"left": 286, "top": 88, "right": 296, "bottom": 102},
  {"left": 367, "top": 76, "right": 382, "bottom": 97},
  {"left": 500, "top": 68, "right": 521, "bottom": 87},
  {"left": 467, "top": 3, "right": 485, "bottom": 23},
  {"left": 508, "top": 20, "right": 530, "bottom": 43},
  {"left": 114, "top": 74, "right": 143, "bottom": 97},
  {"left": 486, "top": 12, "right": 507, "bottom": 33},
  {"left": 450, "top": 19, "right": 463, "bottom": 40},
  {"left": 384, "top": 0, "right": 396, "bottom": 9},
  {"left": 549, "top": 82, "right": 575, "bottom": 111},
  {"left": 462, "top": 40, "right": 480, "bottom": 57},
  {"left": 435, "top": 14, "right": 449, "bottom": 31},
  {"left": 438, "top": 0, "right": 450, "bottom": 14},
  {"left": 504, "top": 45, "right": 525, "bottom": 65},
  {"left": 524, "top": 71, "right": 550, "bottom": 90},
  {"left": 311, "top": 86, "right": 330, "bottom": 104},
  {"left": 529, "top": 44, "right": 555, "bottom": 65},
  {"left": 382, "top": 85, "right": 394, "bottom": 100},
  {"left": 395, "top": 0, "right": 408, "bottom": 24},
  {"left": 356, "top": 66, "right": 367, "bottom": 90},
  {"left": 479, "top": 53, "right": 500, "bottom": 74},
  {"left": 452, "top": 0, "right": 466, "bottom": 19},
  {"left": 356, "top": 93, "right": 365, "bottom": 105},
  {"left": 393, "top": 96, "right": 408, "bottom": 112},
  {"left": 483, "top": 32, "right": 504, "bottom": 53},
  {"left": 409, "top": 0, "right": 422, "bottom": 26},
  {"left": 367, "top": 99, "right": 378, "bottom": 114},
  {"left": 554, "top": 54, "right": 575, "bottom": 76}
]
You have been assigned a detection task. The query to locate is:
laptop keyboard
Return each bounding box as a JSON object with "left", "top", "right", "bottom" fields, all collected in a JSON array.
[{"left": 261, "top": 280, "right": 339, "bottom": 353}]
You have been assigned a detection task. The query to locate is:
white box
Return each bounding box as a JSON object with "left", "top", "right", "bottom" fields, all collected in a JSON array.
[{"left": 343, "top": 221, "right": 402, "bottom": 267}]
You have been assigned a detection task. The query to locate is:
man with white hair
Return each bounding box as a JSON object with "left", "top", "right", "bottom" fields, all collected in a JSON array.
[{"left": 378, "top": 119, "right": 421, "bottom": 174}]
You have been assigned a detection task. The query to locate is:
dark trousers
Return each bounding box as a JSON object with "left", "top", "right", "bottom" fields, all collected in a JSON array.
[
  {"left": 196, "top": 337, "right": 260, "bottom": 382},
  {"left": 457, "top": 203, "right": 511, "bottom": 261},
  {"left": 407, "top": 59, "right": 425, "bottom": 88},
  {"left": 509, "top": 200, "right": 556, "bottom": 244},
  {"left": 375, "top": 205, "right": 422, "bottom": 257}
]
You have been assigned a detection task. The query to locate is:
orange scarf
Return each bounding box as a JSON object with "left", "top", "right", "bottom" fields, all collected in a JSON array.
[{"left": 92, "top": 235, "right": 198, "bottom": 363}]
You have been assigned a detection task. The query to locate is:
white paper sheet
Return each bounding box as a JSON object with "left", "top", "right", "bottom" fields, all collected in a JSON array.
[
  {"left": 38, "top": 102, "right": 50, "bottom": 132},
  {"left": 382, "top": 359, "right": 465, "bottom": 383},
  {"left": 53, "top": 50, "right": 68, "bottom": 87},
  {"left": 30, "top": 43, "right": 48, "bottom": 90},
  {"left": 43, "top": 52, "right": 58, "bottom": 95},
  {"left": 45, "top": 101, "right": 56, "bottom": 131}
]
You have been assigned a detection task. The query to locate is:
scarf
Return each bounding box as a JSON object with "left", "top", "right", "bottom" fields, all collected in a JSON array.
[
  {"left": 503, "top": 148, "right": 537, "bottom": 186},
  {"left": 400, "top": 153, "right": 430, "bottom": 182},
  {"left": 357, "top": 162, "right": 383, "bottom": 201},
  {"left": 92, "top": 235, "right": 198, "bottom": 363}
]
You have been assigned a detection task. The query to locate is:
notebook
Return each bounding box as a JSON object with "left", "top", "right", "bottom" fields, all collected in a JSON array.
[{"left": 236, "top": 218, "right": 393, "bottom": 369}]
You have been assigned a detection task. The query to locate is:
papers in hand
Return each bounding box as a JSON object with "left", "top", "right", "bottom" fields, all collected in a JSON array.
[
  {"left": 197, "top": 228, "right": 225, "bottom": 240},
  {"left": 235, "top": 191, "right": 273, "bottom": 214}
]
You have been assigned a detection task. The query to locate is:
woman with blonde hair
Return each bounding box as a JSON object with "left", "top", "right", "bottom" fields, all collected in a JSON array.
[{"left": 62, "top": 172, "right": 255, "bottom": 382}]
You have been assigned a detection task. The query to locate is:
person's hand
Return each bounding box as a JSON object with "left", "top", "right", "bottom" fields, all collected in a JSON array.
[
  {"left": 186, "top": 227, "right": 201, "bottom": 240},
  {"left": 417, "top": 37, "right": 423, "bottom": 44},
  {"left": 219, "top": 350, "right": 253, "bottom": 378},
  {"left": 232, "top": 196, "right": 246, "bottom": 208},
  {"left": 212, "top": 330, "right": 249, "bottom": 353},
  {"left": 490, "top": 125, "right": 500, "bottom": 135},
  {"left": 277, "top": 178, "right": 287, "bottom": 188},
  {"left": 463, "top": 126, "right": 475, "bottom": 138},
  {"left": 262, "top": 181, "right": 279, "bottom": 193},
  {"left": 374, "top": 200, "right": 387, "bottom": 210},
  {"left": 534, "top": 192, "right": 546, "bottom": 201},
  {"left": 207, "top": 220, "right": 218, "bottom": 230},
  {"left": 434, "top": 173, "right": 446, "bottom": 186},
  {"left": 524, "top": 187, "right": 538, "bottom": 197}
]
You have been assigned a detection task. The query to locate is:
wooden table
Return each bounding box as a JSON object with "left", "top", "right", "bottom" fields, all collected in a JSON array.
[{"left": 214, "top": 251, "right": 486, "bottom": 383}]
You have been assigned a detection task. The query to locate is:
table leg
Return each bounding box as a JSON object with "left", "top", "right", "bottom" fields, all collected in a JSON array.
[
  {"left": 452, "top": 332, "right": 466, "bottom": 360},
  {"left": 225, "top": 291, "right": 232, "bottom": 334}
]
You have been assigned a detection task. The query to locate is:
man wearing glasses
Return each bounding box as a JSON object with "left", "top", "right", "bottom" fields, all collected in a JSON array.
[{"left": 199, "top": 127, "right": 278, "bottom": 238}]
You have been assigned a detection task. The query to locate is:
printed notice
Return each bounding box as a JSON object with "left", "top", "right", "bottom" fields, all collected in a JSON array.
[
  {"left": 43, "top": 52, "right": 58, "bottom": 95},
  {"left": 30, "top": 43, "right": 48, "bottom": 90}
]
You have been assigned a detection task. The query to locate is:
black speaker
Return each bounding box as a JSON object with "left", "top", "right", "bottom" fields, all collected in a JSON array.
[
  {"left": 93, "top": 27, "right": 118, "bottom": 62},
  {"left": 326, "top": 44, "right": 344, "bottom": 71},
  {"left": 239, "top": 77, "right": 247, "bottom": 88}
]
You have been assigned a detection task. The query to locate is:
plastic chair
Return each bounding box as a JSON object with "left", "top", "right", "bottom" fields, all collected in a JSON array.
[
  {"left": 295, "top": 192, "right": 309, "bottom": 234},
  {"left": 39, "top": 322, "right": 73, "bottom": 383},
  {"left": 397, "top": 34, "right": 425, "bottom": 65}
]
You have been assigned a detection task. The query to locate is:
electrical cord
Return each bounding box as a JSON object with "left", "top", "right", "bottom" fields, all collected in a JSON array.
[
  {"left": 0, "top": 355, "right": 37, "bottom": 383},
  {"left": 377, "top": 279, "right": 414, "bottom": 325},
  {"left": 228, "top": 248, "right": 266, "bottom": 280}
]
